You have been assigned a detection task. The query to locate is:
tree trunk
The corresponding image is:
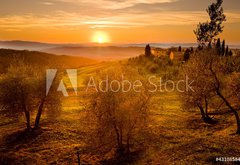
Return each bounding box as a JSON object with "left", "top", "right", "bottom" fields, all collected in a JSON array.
[
  {"left": 209, "top": 61, "right": 240, "bottom": 133},
  {"left": 217, "top": 91, "right": 240, "bottom": 134},
  {"left": 204, "top": 97, "right": 212, "bottom": 120},
  {"left": 197, "top": 104, "right": 206, "bottom": 120},
  {"left": 22, "top": 100, "right": 31, "bottom": 131},
  {"left": 34, "top": 100, "right": 45, "bottom": 129},
  {"left": 113, "top": 124, "right": 121, "bottom": 148},
  {"left": 126, "top": 135, "right": 130, "bottom": 154},
  {"left": 24, "top": 110, "right": 31, "bottom": 130}
]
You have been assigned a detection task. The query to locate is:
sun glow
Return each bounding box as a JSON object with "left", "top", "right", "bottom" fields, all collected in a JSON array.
[
  {"left": 98, "top": 37, "right": 104, "bottom": 44},
  {"left": 92, "top": 31, "right": 110, "bottom": 44}
]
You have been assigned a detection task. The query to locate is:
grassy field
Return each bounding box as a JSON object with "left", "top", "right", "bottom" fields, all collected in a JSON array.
[{"left": 0, "top": 60, "right": 240, "bottom": 165}]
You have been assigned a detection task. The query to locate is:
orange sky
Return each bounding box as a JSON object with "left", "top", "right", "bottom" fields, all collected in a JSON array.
[{"left": 0, "top": 0, "right": 240, "bottom": 44}]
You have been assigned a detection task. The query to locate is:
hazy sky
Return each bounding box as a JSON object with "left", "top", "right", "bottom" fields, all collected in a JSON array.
[{"left": 0, "top": 0, "right": 239, "bottom": 44}]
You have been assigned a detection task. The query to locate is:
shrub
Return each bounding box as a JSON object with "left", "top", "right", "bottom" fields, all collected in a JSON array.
[{"left": 84, "top": 65, "right": 151, "bottom": 155}]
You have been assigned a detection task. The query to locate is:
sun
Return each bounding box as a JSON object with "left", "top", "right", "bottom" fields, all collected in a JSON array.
[
  {"left": 91, "top": 31, "right": 110, "bottom": 44},
  {"left": 98, "top": 37, "right": 104, "bottom": 44}
]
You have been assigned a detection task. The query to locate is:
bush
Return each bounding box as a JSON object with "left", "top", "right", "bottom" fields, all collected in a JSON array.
[
  {"left": 84, "top": 65, "right": 151, "bottom": 155},
  {"left": 149, "top": 64, "right": 159, "bottom": 73}
]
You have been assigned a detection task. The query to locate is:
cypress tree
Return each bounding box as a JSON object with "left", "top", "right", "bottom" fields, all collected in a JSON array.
[
  {"left": 183, "top": 49, "right": 191, "bottom": 61},
  {"left": 225, "top": 45, "right": 229, "bottom": 56},
  {"left": 145, "top": 44, "right": 151, "bottom": 57},
  {"left": 216, "top": 38, "right": 221, "bottom": 55},
  {"left": 178, "top": 46, "right": 182, "bottom": 52},
  {"left": 222, "top": 40, "right": 225, "bottom": 56}
]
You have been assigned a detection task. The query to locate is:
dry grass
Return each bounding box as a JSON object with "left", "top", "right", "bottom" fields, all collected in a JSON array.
[{"left": 0, "top": 61, "right": 240, "bottom": 164}]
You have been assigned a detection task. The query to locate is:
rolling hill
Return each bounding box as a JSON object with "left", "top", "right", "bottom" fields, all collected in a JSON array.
[{"left": 0, "top": 49, "right": 97, "bottom": 73}]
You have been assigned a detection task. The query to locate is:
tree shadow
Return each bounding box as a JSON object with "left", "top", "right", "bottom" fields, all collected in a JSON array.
[
  {"left": 185, "top": 116, "right": 221, "bottom": 131},
  {"left": 203, "top": 117, "right": 219, "bottom": 124},
  {"left": 1, "top": 128, "right": 43, "bottom": 152},
  {"left": 100, "top": 149, "right": 144, "bottom": 165}
]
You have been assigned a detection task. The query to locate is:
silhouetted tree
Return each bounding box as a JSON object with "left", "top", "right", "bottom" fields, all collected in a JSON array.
[
  {"left": 216, "top": 38, "right": 221, "bottom": 55},
  {"left": 183, "top": 49, "right": 191, "bottom": 62},
  {"left": 145, "top": 44, "right": 151, "bottom": 57},
  {"left": 225, "top": 45, "right": 229, "bottom": 56},
  {"left": 194, "top": 0, "right": 226, "bottom": 46},
  {"left": 229, "top": 50, "right": 233, "bottom": 56},
  {"left": 178, "top": 46, "right": 182, "bottom": 52},
  {"left": 222, "top": 40, "right": 225, "bottom": 56}
]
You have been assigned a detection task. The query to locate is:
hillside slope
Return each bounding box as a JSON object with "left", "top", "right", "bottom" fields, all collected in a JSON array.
[{"left": 0, "top": 49, "right": 98, "bottom": 73}]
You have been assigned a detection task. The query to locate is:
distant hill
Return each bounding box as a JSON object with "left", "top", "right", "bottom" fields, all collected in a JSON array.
[
  {"left": 43, "top": 46, "right": 144, "bottom": 60},
  {"left": 0, "top": 41, "right": 144, "bottom": 60},
  {"left": 0, "top": 49, "right": 97, "bottom": 73},
  {"left": 0, "top": 40, "right": 64, "bottom": 51}
]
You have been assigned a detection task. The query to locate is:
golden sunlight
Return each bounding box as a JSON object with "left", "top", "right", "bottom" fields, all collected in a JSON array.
[{"left": 91, "top": 31, "right": 110, "bottom": 44}]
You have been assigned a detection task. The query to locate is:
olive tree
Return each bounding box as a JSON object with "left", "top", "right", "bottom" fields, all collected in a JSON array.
[
  {"left": 181, "top": 50, "right": 217, "bottom": 122},
  {"left": 32, "top": 68, "right": 62, "bottom": 129},
  {"left": 84, "top": 65, "right": 151, "bottom": 155},
  {"left": 0, "top": 61, "right": 34, "bottom": 130},
  {"left": 182, "top": 49, "right": 240, "bottom": 133},
  {"left": 0, "top": 60, "right": 61, "bottom": 131}
]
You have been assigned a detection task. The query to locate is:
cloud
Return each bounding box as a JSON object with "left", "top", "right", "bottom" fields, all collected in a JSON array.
[
  {"left": 41, "top": 2, "right": 55, "bottom": 5},
  {"left": 51, "top": 0, "right": 178, "bottom": 9},
  {"left": 0, "top": 10, "right": 240, "bottom": 30}
]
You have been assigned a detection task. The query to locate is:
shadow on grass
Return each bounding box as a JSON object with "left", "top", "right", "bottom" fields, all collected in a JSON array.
[
  {"left": 0, "top": 128, "right": 44, "bottom": 164},
  {"left": 1, "top": 128, "right": 43, "bottom": 151},
  {"left": 185, "top": 114, "right": 223, "bottom": 129},
  {"left": 101, "top": 149, "right": 144, "bottom": 165},
  {"left": 204, "top": 117, "right": 219, "bottom": 124}
]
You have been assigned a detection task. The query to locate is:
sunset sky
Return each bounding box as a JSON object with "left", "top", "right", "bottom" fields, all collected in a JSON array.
[{"left": 0, "top": 0, "right": 239, "bottom": 44}]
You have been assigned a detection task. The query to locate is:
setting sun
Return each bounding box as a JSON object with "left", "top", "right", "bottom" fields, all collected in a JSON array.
[
  {"left": 92, "top": 31, "right": 110, "bottom": 44},
  {"left": 98, "top": 37, "right": 104, "bottom": 44}
]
